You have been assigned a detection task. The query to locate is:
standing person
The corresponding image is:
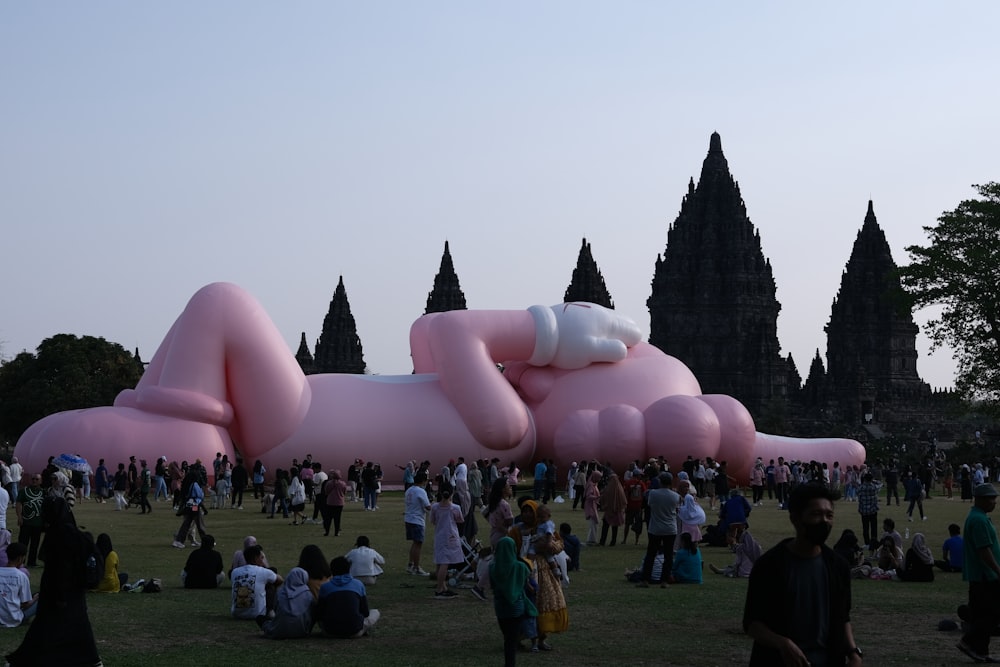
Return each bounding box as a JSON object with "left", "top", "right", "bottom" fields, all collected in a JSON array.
[
  {"left": 956, "top": 483, "right": 1000, "bottom": 663},
  {"left": 0, "top": 485, "right": 8, "bottom": 532},
  {"left": 857, "top": 473, "right": 880, "bottom": 552},
  {"left": 532, "top": 459, "right": 547, "bottom": 502},
  {"left": 583, "top": 470, "right": 602, "bottom": 545},
  {"left": 487, "top": 477, "right": 515, "bottom": 550},
  {"left": 491, "top": 536, "right": 537, "bottom": 667},
  {"left": 137, "top": 459, "right": 153, "bottom": 514},
  {"left": 127, "top": 455, "right": 138, "bottom": 498},
  {"left": 6, "top": 497, "right": 103, "bottom": 667},
  {"left": 112, "top": 463, "right": 129, "bottom": 511},
  {"left": 430, "top": 488, "right": 464, "bottom": 599},
  {"left": 269, "top": 468, "right": 289, "bottom": 519},
  {"left": 14, "top": 473, "right": 44, "bottom": 568},
  {"left": 885, "top": 459, "right": 901, "bottom": 507},
  {"left": 904, "top": 472, "right": 927, "bottom": 522},
  {"left": 252, "top": 460, "right": 266, "bottom": 499},
  {"left": 153, "top": 456, "right": 169, "bottom": 502},
  {"left": 638, "top": 472, "right": 680, "bottom": 588},
  {"left": 750, "top": 458, "right": 765, "bottom": 506},
  {"left": 93, "top": 458, "right": 109, "bottom": 504},
  {"left": 743, "top": 483, "right": 862, "bottom": 667},
  {"left": 774, "top": 456, "right": 790, "bottom": 509},
  {"left": 288, "top": 467, "right": 306, "bottom": 525},
  {"left": 172, "top": 469, "right": 206, "bottom": 549},
  {"left": 8, "top": 458, "right": 23, "bottom": 501},
  {"left": 544, "top": 459, "right": 557, "bottom": 504},
  {"left": 598, "top": 473, "right": 626, "bottom": 547},
  {"left": 361, "top": 461, "right": 379, "bottom": 511},
  {"left": 214, "top": 455, "right": 232, "bottom": 510},
  {"left": 231, "top": 544, "right": 283, "bottom": 621},
  {"left": 622, "top": 471, "right": 647, "bottom": 546},
  {"left": 404, "top": 472, "right": 431, "bottom": 576},
  {"left": 346, "top": 459, "right": 360, "bottom": 503},
  {"left": 571, "top": 464, "right": 586, "bottom": 511},
  {"left": 230, "top": 457, "right": 248, "bottom": 510},
  {"left": 322, "top": 469, "right": 347, "bottom": 537},
  {"left": 309, "top": 463, "right": 328, "bottom": 524}
]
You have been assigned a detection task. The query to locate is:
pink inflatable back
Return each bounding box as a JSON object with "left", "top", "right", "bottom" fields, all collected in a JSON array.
[{"left": 14, "top": 283, "right": 865, "bottom": 485}]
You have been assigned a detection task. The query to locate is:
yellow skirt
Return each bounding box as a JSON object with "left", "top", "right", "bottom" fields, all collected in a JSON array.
[{"left": 533, "top": 557, "right": 568, "bottom": 635}]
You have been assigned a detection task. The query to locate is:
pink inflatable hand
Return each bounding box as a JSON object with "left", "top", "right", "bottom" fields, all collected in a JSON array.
[{"left": 533, "top": 302, "right": 643, "bottom": 370}]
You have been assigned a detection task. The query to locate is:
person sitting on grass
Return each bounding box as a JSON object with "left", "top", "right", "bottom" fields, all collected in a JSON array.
[
  {"left": 0, "top": 543, "right": 37, "bottom": 627},
  {"left": 260, "top": 567, "right": 315, "bottom": 639},
  {"left": 708, "top": 529, "right": 762, "bottom": 578},
  {"left": 897, "top": 533, "right": 935, "bottom": 582},
  {"left": 344, "top": 536, "right": 385, "bottom": 586},
  {"left": 935, "top": 523, "right": 964, "bottom": 573},
  {"left": 231, "top": 544, "right": 283, "bottom": 621},
  {"left": 671, "top": 532, "right": 703, "bottom": 584},
  {"left": 94, "top": 533, "right": 128, "bottom": 593},
  {"left": 316, "top": 556, "right": 380, "bottom": 638},
  {"left": 182, "top": 534, "right": 224, "bottom": 589}
]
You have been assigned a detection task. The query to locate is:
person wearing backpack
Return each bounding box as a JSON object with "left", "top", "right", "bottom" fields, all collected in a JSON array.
[{"left": 172, "top": 469, "right": 206, "bottom": 549}]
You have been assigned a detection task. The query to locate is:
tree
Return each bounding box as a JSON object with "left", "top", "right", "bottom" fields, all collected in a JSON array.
[
  {"left": 899, "top": 182, "right": 1000, "bottom": 403},
  {"left": 0, "top": 334, "right": 144, "bottom": 446}
]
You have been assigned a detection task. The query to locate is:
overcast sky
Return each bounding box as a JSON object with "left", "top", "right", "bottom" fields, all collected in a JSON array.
[{"left": 3, "top": 2, "right": 997, "bottom": 391}]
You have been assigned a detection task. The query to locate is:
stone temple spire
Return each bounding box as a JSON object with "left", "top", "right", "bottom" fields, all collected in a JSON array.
[
  {"left": 313, "top": 276, "right": 366, "bottom": 374},
  {"left": 295, "top": 332, "right": 315, "bottom": 375},
  {"left": 647, "top": 132, "right": 787, "bottom": 415},
  {"left": 564, "top": 237, "right": 614, "bottom": 308},
  {"left": 824, "top": 200, "right": 922, "bottom": 421},
  {"left": 425, "top": 241, "right": 468, "bottom": 314}
]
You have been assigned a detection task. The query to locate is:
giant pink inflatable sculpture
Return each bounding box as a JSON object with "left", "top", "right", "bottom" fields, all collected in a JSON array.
[{"left": 14, "top": 283, "right": 865, "bottom": 484}]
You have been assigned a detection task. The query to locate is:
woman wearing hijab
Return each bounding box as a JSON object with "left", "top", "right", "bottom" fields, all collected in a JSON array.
[
  {"left": 677, "top": 480, "right": 707, "bottom": 545},
  {"left": 898, "top": 532, "right": 935, "bottom": 582},
  {"left": 598, "top": 473, "right": 626, "bottom": 547},
  {"left": 583, "top": 471, "right": 602, "bottom": 545},
  {"left": 491, "top": 536, "right": 537, "bottom": 667},
  {"left": 260, "top": 567, "right": 316, "bottom": 638},
  {"left": 6, "top": 496, "right": 102, "bottom": 666},
  {"left": 508, "top": 499, "right": 568, "bottom": 651}
]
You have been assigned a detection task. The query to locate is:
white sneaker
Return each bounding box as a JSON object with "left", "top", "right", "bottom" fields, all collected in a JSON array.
[
  {"left": 406, "top": 564, "right": 415, "bottom": 575},
  {"left": 191, "top": 540, "right": 201, "bottom": 547},
  {"left": 413, "top": 567, "right": 430, "bottom": 577},
  {"left": 171, "top": 541, "right": 185, "bottom": 549}
]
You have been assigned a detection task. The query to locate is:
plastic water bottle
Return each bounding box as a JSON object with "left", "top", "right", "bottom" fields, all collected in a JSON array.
[{"left": 905, "top": 527, "right": 910, "bottom": 539}]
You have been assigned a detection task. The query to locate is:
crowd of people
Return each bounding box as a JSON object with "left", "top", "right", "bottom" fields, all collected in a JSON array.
[{"left": 5, "top": 446, "right": 1000, "bottom": 666}]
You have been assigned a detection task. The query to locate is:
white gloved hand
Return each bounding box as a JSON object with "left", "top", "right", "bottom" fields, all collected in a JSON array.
[{"left": 528, "top": 302, "right": 642, "bottom": 369}]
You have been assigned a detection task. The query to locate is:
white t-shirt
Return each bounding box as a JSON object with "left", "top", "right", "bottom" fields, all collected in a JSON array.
[
  {"left": 404, "top": 485, "right": 430, "bottom": 526},
  {"left": 230, "top": 564, "right": 277, "bottom": 619},
  {"left": 345, "top": 546, "right": 385, "bottom": 578},
  {"left": 0, "top": 567, "right": 32, "bottom": 627},
  {"left": 0, "top": 487, "right": 9, "bottom": 530},
  {"left": 454, "top": 463, "right": 468, "bottom": 483}
]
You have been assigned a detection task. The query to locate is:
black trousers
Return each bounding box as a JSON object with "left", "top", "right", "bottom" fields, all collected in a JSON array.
[
  {"left": 963, "top": 580, "right": 1000, "bottom": 656},
  {"left": 641, "top": 533, "right": 676, "bottom": 584},
  {"left": 498, "top": 616, "right": 521, "bottom": 667}
]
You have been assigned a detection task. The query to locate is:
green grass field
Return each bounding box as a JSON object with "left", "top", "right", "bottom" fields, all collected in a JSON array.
[{"left": 0, "top": 488, "right": 980, "bottom": 666}]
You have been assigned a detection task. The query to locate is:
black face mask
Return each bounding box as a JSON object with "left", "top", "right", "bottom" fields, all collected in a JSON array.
[{"left": 802, "top": 521, "right": 833, "bottom": 546}]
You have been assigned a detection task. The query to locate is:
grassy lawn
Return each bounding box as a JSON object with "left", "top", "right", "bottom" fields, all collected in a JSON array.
[{"left": 0, "top": 488, "right": 977, "bottom": 666}]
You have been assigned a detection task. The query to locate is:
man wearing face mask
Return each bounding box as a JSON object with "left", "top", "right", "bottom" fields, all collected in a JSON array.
[{"left": 743, "top": 483, "right": 862, "bottom": 666}]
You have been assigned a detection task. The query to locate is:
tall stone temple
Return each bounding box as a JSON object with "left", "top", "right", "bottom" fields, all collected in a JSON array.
[
  {"left": 564, "top": 238, "right": 614, "bottom": 308},
  {"left": 647, "top": 132, "right": 790, "bottom": 416},
  {"left": 298, "top": 276, "right": 366, "bottom": 375},
  {"left": 296, "top": 131, "right": 962, "bottom": 439},
  {"left": 803, "top": 200, "right": 947, "bottom": 430}
]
